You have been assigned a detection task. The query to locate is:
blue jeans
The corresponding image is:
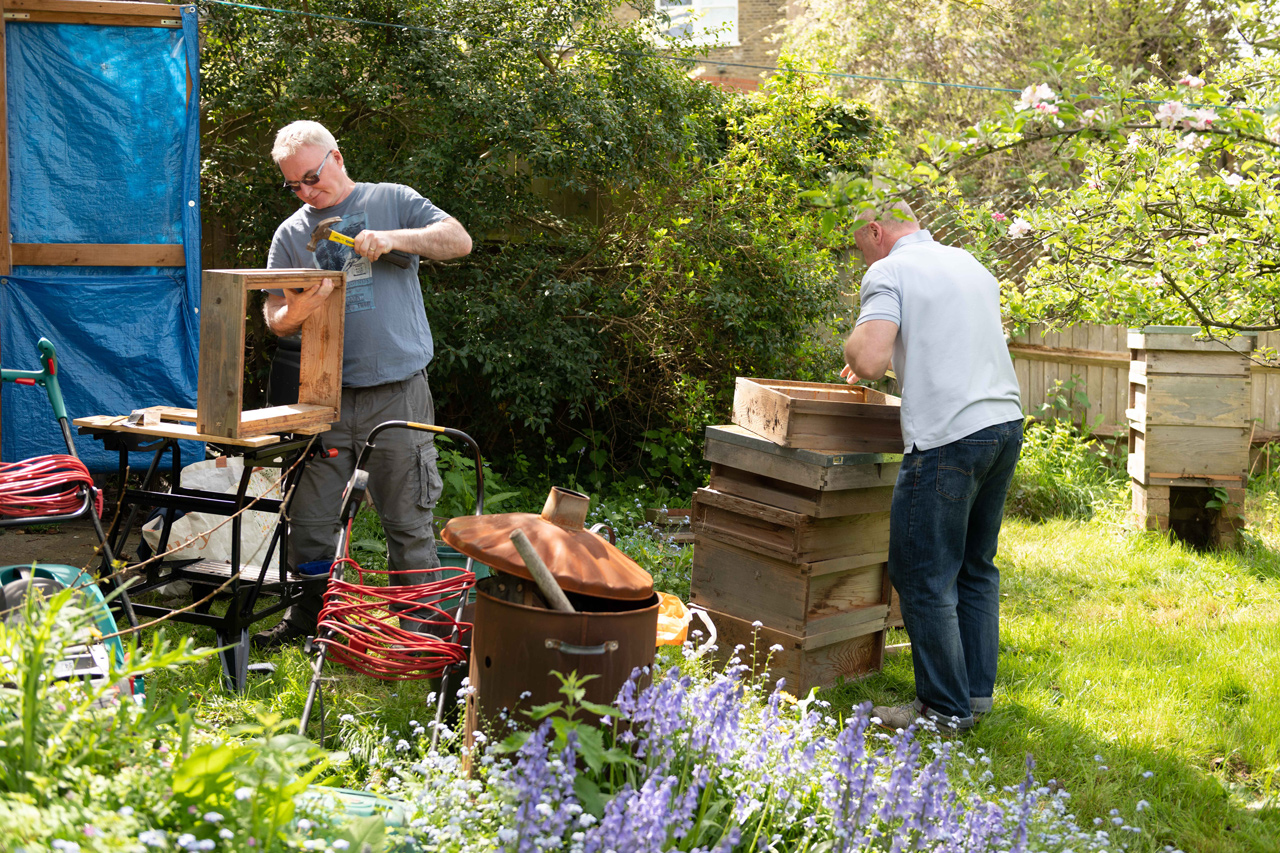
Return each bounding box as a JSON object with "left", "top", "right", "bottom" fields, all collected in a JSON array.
[{"left": 887, "top": 419, "right": 1023, "bottom": 722}]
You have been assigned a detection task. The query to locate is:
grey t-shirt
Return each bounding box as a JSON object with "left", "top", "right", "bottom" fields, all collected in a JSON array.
[
  {"left": 268, "top": 182, "right": 450, "bottom": 388},
  {"left": 855, "top": 230, "right": 1022, "bottom": 451}
]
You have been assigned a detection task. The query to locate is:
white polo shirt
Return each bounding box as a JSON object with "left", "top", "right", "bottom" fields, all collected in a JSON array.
[{"left": 855, "top": 230, "right": 1023, "bottom": 451}]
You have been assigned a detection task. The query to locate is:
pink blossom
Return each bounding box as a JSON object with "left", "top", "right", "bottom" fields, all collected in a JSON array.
[
  {"left": 1008, "top": 218, "right": 1033, "bottom": 239},
  {"left": 1034, "top": 102, "right": 1060, "bottom": 116},
  {"left": 992, "top": 212, "right": 1007, "bottom": 222},
  {"left": 1086, "top": 178, "right": 1101, "bottom": 190},
  {"left": 1081, "top": 109, "right": 1098, "bottom": 125},
  {"left": 1154, "top": 101, "right": 1187, "bottom": 127},
  {"left": 1176, "top": 133, "right": 1210, "bottom": 153},
  {"left": 1193, "top": 236, "right": 1209, "bottom": 247},
  {"left": 1178, "top": 75, "right": 1205, "bottom": 89},
  {"left": 1016, "top": 83, "right": 1057, "bottom": 111},
  {"left": 1223, "top": 172, "right": 1245, "bottom": 188},
  {"left": 1184, "top": 108, "right": 1217, "bottom": 131}
]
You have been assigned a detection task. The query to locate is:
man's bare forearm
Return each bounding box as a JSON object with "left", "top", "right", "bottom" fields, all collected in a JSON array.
[{"left": 386, "top": 218, "right": 473, "bottom": 260}]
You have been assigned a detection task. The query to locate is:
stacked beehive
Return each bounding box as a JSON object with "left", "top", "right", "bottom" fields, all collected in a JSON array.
[
  {"left": 690, "top": 379, "right": 905, "bottom": 694},
  {"left": 1127, "top": 327, "right": 1255, "bottom": 547}
]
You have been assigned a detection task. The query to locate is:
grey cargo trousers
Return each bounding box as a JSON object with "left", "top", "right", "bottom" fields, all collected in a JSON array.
[{"left": 283, "top": 368, "right": 443, "bottom": 630}]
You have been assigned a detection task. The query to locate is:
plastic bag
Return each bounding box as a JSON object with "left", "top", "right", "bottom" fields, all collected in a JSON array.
[
  {"left": 656, "top": 591, "right": 693, "bottom": 646},
  {"left": 140, "top": 457, "right": 281, "bottom": 566}
]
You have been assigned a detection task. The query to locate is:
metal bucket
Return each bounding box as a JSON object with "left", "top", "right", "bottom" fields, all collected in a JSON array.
[{"left": 466, "top": 575, "right": 659, "bottom": 723}]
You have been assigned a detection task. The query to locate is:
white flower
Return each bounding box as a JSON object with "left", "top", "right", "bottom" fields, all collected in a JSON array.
[
  {"left": 196, "top": 841, "right": 215, "bottom": 852},
  {"left": 1154, "top": 101, "right": 1187, "bottom": 127},
  {"left": 138, "top": 830, "right": 167, "bottom": 848},
  {"left": 234, "top": 787, "right": 253, "bottom": 801},
  {"left": 1017, "top": 83, "right": 1057, "bottom": 111},
  {"left": 339, "top": 714, "right": 355, "bottom": 724},
  {"left": 1082, "top": 108, "right": 1099, "bottom": 125},
  {"left": 1008, "top": 218, "right": 1034, "bottom": 239},
  {"left": 219, "top": 829, "right": 234, "bottom": 840},
  {"left": 203, "top": 812, "right": 223, "bottom": 824},
  {"left": 751, "top": 620, "right": 763, "bottom": 629},
  {"left": 396, "top": 739, "right": 411, "bottom": 752},
  {"left": 768, "top": 643, "right": 785, "bottom": 653},
  {"left": 472, "top": 731, "right": 487, "bottom": 744},
  {"left": 1193, "top": 235, "right": 1209, "bottom": 247},
  {"left": 1125, "top": 131, "right": 1143, "bottom": 153},
  {"left": 1176, "top": 133, "right": 1210, "bottom": 153},
  {"left": 1137, "top": 799, "right": 1151, "bottom": 811},
  {"left": 298, "top": 819, "right": 313, "bottom": 832},
  {"left": 1178, "top": 74, "right": 1205, "bottom": 89},
  {"left": 1223, "top": 172, "right": 1245, "bottom": 188},
  {"left": 1185, "top": 108, "right": 1217, "bottom": 130},
  {"left": 333, "top": 842, "right": 350, "bottom": 851},
  {"left": 535, "top": 802, "right": 554, "bottom": 817}
]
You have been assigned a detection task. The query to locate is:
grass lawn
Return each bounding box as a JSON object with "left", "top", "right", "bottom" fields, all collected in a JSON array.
[{"left": 826, "top": 505, "right": 1280, "bottom": 853}]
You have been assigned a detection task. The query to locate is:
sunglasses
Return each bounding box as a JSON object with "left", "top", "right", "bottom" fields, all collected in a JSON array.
[{"left": 281, "top": 149, "right": 334, "bottom": 193}]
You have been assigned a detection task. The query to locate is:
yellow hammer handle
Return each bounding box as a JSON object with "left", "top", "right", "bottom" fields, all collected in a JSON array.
[{"left": 326, "top": 230, "right": 356, "bottom": 249}]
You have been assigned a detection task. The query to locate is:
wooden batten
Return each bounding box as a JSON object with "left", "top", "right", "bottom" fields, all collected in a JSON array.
[
  {"left": 704, "top": 424, "right": 901, "bottom": 492},
  {"left": 708, "top": 463, "right": 894, "bottom": 518},
  {"left": 198, "top": 269, "right": 345, "bottom": 439},
  {"left": 2, "top": 0, "right": 183, "bottom": 27},
  {"left": 10, "top": 243, "right": 185, "bottom": 266}
]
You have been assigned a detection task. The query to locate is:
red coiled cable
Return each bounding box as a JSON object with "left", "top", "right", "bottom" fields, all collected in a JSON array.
[
  {"left": 313, "top": 521, "right": 474, "bottom": 680},
  {"left": 0, "top": 454, "right": 102, "bottom": 519}
]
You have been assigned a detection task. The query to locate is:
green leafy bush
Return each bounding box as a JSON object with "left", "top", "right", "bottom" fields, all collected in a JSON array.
[
  {"left": 201, "top": 0, "right": 888, "bottom": 488},
  {"left": 1005, "top": 418, "right": 1127, "bottom": 522}
]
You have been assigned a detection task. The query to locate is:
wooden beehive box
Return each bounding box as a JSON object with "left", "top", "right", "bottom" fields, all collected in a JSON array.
[
  {"left": 692, "top": 487, "right": 891, "bottom": 564},
  {"left": 1126, "top": 327, "right": 1254, "bottom": 484},
  {"left": 704, "top": 425, "right": 901, "bottom": 493},
  {"left": 198, "top": 269, "right": 346, "bottom": 439},
  {"left": 701, "top": 604, "right": 885, "bottom": 695},
  {"left": 732, "top": 378, "right": 904, "bottom": 452},
  {"left": 691, "top": 537, "right": 890, "bottom": 637}
]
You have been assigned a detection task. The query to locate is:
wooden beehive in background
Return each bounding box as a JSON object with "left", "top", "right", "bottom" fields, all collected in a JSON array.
[
  {"left": 198, "top": 269, "right": 346, "bottom": 439},
  {"left": 1127, "top": 327, "right": 1254, "bottom": 546},
  {"left": 692, "top": 423, "right": 903, "bottom": 694}
]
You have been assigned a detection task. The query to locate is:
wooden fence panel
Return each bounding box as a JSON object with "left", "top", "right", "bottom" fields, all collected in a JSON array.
[{"left": 1009, "top": 325, "right": 1280, "bottom": 439}]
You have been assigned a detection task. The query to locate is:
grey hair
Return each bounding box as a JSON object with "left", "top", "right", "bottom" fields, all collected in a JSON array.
[
  {"left": 858, "top": 198, "right": 918, "bottom": 227},
  {"left": 272, "top": 121, "right": 339, "bottom": 163}
]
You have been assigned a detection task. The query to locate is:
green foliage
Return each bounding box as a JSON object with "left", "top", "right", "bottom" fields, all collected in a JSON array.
[
  {"left": 1006, "top": 418, "right": 1127, "bottom": 522},
  {"left": 201, "top": 0, "right": 888, "bottom": 477},
  {"left": 0, "top": 588, "right": 208, "bottom": 802}
]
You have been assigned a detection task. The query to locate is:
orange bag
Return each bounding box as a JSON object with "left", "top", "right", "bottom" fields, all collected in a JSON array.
[{"left": 655, "top": 591, "right": 692, "bottom": 646}]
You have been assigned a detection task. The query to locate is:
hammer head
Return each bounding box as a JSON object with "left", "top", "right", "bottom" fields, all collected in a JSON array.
[{"left": 306, "top": 216, "right": 344, "bottom": 252}]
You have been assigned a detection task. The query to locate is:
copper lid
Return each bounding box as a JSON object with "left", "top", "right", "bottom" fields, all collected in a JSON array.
[{"left": 441, "top": 487, "right": 654, "bottom": 601}]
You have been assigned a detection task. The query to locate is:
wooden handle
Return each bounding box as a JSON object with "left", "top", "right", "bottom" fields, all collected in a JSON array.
[{"left": 510, "top": 529, "right": 575, "bottom": 613}]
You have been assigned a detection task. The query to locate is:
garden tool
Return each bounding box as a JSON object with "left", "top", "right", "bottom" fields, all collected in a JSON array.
[{"left": 306, "top": 216, "right": 413, "bottom": 269}]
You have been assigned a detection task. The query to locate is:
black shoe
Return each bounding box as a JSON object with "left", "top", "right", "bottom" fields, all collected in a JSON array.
[{"left": 251, "top": 620, "right": 311, "bottom": 650}]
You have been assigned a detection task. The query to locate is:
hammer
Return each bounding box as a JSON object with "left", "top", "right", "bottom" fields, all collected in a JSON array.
[{"left": 307, "top": 216, "right": 413, "bottom": 269}]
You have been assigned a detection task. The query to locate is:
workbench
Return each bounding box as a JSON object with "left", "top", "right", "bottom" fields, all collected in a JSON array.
[{"left": 75, "top": 408, "right": 329, "bottom": 692}]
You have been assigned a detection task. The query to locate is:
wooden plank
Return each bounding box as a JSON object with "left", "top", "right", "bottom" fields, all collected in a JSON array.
[
  {"left": 1007, "top": 342, "right": 1128, "bottom": 369},
  {"left": 73, "top": 414, "right": 286, "bottom": 447},
  {"left": 1105, "top": 325, "right": 1123, "bottom": 431},
  {"left": 708, "top": 463, "right": 895, "bottom": 518},
  {"left": 235, "top": 403, "right": 338, "bottom": 438},
  {"left": 1129, "top": 328, "right": 1255, "bottom": 354},
  {"left": 1142, "top": 375, "right": 1251, "bottom": 427},
  {"left": 297, "top": 276, "right": 345, "bottom": 421},
  {"left": 10, "top": 243, "right": 184, "bottom": 266},
  {"left": 699, "top": 604, "right": 884, "bottom": 695},
  {"left": 197, "top": 271, "right": 247, "bottom": 437},
  {"left": 1136, "top": 424, "right": 1250, "bottom": 478},
  {"left": 704, "top": 424, "right": 901, "bottom": 492},
  {"left": 3, "top": 0, "right": 181, "bottom": 26},
  {"left": 1142, "top": 350, "right": 1250, "bottom": 377},
  {"left": 690, "top": 536, "right": 890, "bottom": 636},
  {"left": 1086, "top": 324, "right": 1104, "bottom": 426}
]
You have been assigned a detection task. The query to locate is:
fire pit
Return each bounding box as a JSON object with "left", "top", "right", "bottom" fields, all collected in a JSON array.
[{"left": 442, "top": 487, "right": 659, "bottom": 727}]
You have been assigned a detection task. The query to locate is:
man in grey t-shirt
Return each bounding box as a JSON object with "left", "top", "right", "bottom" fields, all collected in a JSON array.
[
  {"left": 252, "top": 120, "right": 473, "bottom": 649},
  {"left": 842, "top": 201, "right": 1023, "bottom": 731}
]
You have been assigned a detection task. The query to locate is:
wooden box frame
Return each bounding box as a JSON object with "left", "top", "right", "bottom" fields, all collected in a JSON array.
[
  {"left": 198, "top": 269, "right": 346, "bottom": 439},
  {"left": 732, "top": 378, "right": 904, "bottom": 452}
]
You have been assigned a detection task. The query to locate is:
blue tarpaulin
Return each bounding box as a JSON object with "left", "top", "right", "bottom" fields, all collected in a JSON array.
[{"left": 1, "top": 8, "right": 201, "bottom": 470}]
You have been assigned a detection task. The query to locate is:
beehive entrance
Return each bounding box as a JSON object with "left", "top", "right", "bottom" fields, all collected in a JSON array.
[{"left": 1168, "top": 486, "right": 1216, "bottom": 550}]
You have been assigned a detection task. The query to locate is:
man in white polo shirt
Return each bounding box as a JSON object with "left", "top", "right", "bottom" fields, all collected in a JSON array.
[{"left": 842, "top": 201, "right": 1023, "bottom": 731}]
